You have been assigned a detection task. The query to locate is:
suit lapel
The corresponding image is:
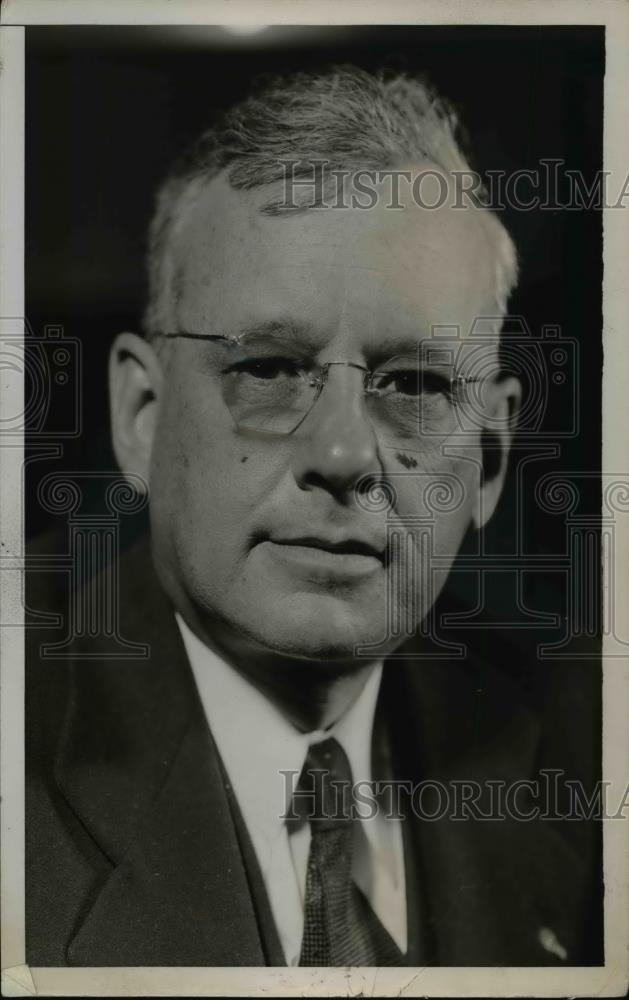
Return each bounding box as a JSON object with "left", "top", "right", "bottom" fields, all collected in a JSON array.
[
  {"left": 55, "top": 538, "right": 265, "bottom": 965},
  {"left": 380, "top": 655, "right": 586, "bottom": 965},
  {"left": 52, "top": 535, "right": 590, "bottom": 966}
]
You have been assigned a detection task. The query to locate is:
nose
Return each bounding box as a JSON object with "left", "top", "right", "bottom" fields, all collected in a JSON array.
[{"left": 291, "top": 364, "right": 381, "bottom": 496}]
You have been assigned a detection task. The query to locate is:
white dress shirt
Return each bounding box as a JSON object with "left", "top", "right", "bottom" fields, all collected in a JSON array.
[{"left": 176, "top": 614, "right": 407, "bottom": 966}]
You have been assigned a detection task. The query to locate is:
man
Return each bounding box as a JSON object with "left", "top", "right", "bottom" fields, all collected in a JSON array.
[{"left": 26, "top": 67, "right": 602, "bottom": 966}]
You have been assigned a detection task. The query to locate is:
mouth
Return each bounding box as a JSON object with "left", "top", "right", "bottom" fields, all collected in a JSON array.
[
  {"left": 257, "top": 535, "right": 384, "bottom": 580},
  {"left": 271, "top": 536, "right": 384, "bottom": 559}
]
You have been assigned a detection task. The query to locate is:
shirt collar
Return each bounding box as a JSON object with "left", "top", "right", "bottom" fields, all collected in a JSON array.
[{"left": 176, "top": 613, "right": 383, "bottom": 874}]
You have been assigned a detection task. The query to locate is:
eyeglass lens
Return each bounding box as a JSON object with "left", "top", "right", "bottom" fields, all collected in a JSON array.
[{"left": 217, "top": 340, "right": 463, "bottom": 442}]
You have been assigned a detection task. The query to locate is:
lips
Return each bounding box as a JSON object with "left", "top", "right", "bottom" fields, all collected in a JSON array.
[
  {"left": 267, "top": 535, "right": 384, "bottom": 561},
  {"left": 256, "top": 531, "right": 385, "bottom": 582}
]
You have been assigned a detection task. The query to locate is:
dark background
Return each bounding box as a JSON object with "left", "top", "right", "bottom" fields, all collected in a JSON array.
[
  {"left": 23, "top": 27, "right": 605, "bottom": 953},
  {"left": 25, "top": 24, "right": 604, "bottom": 643}
]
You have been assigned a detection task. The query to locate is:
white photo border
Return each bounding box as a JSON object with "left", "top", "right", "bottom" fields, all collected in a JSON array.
[{"left": 1, "top": 1, "right": 628, "bottom": 996}]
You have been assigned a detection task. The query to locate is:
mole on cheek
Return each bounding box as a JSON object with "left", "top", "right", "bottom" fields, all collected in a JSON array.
[{"left": 396, "top": 451, "right": 418, "bottom": 470}]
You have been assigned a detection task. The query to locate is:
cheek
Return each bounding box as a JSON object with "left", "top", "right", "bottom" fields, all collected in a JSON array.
[
  {"left": 383, "top": 454, "right": 479, "bottom": 625},
  {"left": 149, "top": 384, "right": 284, "bottom": 550},
  {"left": 388, "top": 450, "right": 480, "bottom": 555},
  {"left": 148, "top": 385, "right": 222, "bottom": 549},
  {"left": 150, "top": 392, "right": 200, "bottom": 503},
  {"left": 390, "top": 443, "right": 480, "bottom": 507}
]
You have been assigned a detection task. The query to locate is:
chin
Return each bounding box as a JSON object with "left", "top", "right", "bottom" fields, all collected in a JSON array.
[{"left": 234, "top": 593, "right": 389, "bottom": 664}]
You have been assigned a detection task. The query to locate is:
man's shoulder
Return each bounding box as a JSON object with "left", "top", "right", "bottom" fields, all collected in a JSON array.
[
  {"left": 25, "top": 527, "right": 189, "bottom": 778},
  {"left": 382, "top": 591, "right": 601, "bottom": 791}
]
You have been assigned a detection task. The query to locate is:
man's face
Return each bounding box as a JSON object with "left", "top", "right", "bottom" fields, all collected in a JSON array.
[{"left": 147, "top": 169, "right": 500, "bottom": 661}]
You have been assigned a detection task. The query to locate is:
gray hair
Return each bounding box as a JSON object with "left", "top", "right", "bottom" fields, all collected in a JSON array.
[{"left": 143, "top": 65, "right": 518, "bottom": 338}]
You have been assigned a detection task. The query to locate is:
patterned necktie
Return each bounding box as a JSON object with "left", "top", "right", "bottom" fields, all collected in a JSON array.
[{"left": 293, "top": 737, "right": 404, "bottom": 966}]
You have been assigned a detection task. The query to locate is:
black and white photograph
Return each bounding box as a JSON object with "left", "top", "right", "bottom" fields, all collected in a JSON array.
[{"left": 1, "top": 1, "right": 628, "bottom": 997}]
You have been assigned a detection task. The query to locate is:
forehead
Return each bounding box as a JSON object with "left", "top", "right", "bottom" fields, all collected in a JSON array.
[{"left": 172, "top": 169, "right": 496, "bottom": 352}]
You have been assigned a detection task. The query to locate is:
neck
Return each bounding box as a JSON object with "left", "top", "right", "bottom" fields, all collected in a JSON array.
[
  {"left": 228, "top": 651, "right": 381, "bottom": 732},
  {"left": 180, "top": 608, "right": 380, "bottom": 733}
]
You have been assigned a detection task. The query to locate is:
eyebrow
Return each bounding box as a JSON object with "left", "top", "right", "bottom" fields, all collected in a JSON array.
[
  {"left": 186, "top": 317, "right": 454, "bottom": 365},
  {"left": 216, "top": 318, "right": 321, "bottom": 352}
]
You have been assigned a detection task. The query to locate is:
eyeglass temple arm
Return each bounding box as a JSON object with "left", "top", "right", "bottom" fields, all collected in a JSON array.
[
  {"left": 161, "top": 334, "right": 484, "bottom": 386},
  {"left": 161, "top": 332, "right": 230, "bottom": 343}
]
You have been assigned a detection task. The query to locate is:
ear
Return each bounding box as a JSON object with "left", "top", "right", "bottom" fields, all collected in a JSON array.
[
  {"left": 473, "top": 375, "right": 522, "bottom": 530},
  {"left": 109, "top": 332, "right": 164, "bottom": 493}
]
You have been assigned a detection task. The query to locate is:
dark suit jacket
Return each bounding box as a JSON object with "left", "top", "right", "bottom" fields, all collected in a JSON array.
[{"left": 25, "top": 532, "right": 603, "bottom": 966}]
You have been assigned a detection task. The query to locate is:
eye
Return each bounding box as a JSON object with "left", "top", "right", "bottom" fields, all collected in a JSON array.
[
  {"left": 227, "top": 357, "right": 302, "bottom": 381},
  {"left": 373, "top": 368, "right": 452, "bottom": 398}
]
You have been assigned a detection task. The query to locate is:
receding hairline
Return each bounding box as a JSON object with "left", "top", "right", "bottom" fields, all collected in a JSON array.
[
  {"left": 155, "top": 162, "right": 512, "bottom": 336},
  {"left": 143, "top": 66, "right": 519, "bottom": 340}
]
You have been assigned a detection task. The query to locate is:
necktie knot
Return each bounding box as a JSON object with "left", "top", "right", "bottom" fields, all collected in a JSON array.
[{"left": 291, "top": 737, "right": 354, "bottom": 831}]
